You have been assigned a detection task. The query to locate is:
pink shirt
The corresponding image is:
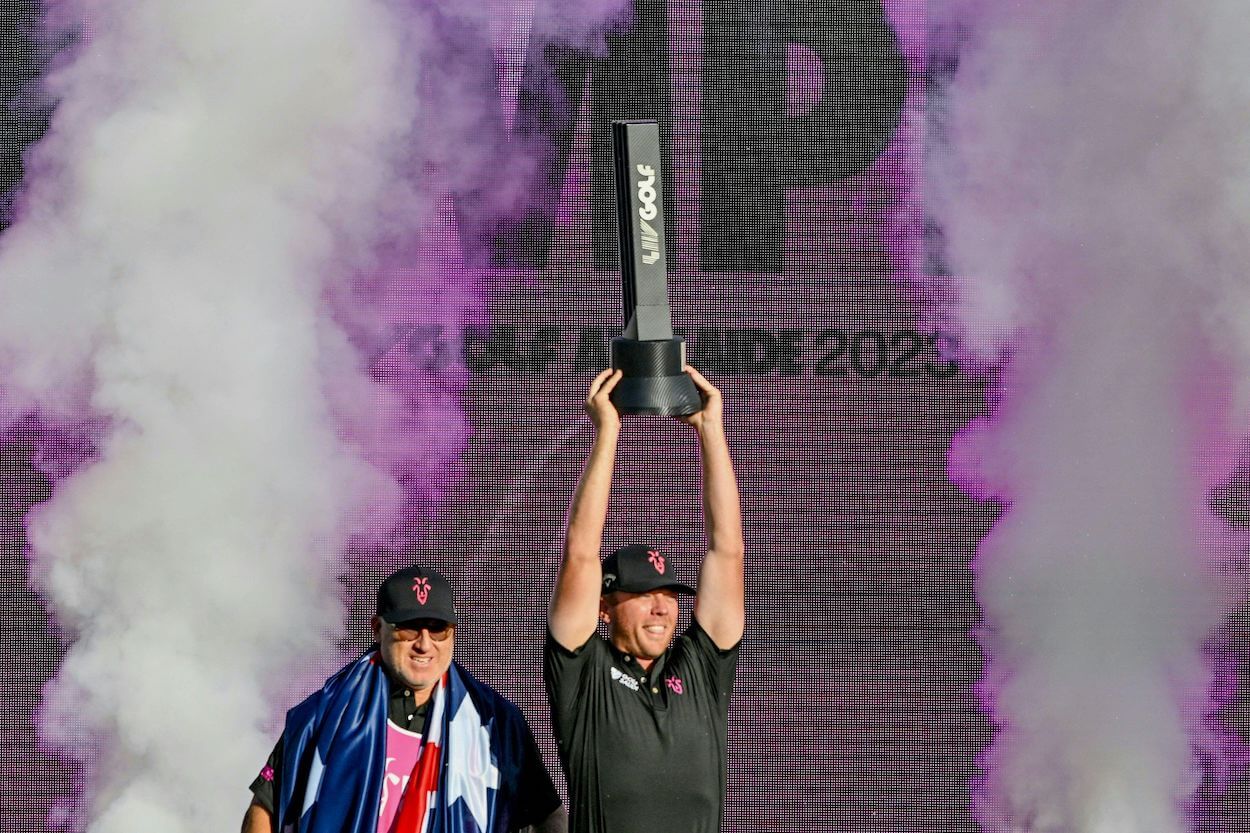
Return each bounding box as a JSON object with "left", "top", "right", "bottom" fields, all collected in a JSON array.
[{"left": 377, "top": 720, "right": 425, "bottom": 833}]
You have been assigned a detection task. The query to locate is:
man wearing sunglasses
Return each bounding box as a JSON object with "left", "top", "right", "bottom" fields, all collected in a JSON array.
[
  {"left": 242, "top": 565, "right": 565, "bottom": 833},
  {"left": 546, "top": 366, "right": 745, "bottom": 833}
]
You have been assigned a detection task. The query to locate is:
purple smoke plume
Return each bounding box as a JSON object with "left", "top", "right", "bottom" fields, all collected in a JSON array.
[{"left": 921, "top": 1, "right": 1250, "bottom": 830}]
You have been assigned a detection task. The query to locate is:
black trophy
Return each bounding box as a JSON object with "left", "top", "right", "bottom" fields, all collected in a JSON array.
[{"left": 608, "top": 121, "right": 702, "bottom": 416}]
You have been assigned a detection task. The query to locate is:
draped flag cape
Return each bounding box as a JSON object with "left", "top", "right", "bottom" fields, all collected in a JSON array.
[{"left": 277, "top": 651, "right": 526, "bottom": 833}]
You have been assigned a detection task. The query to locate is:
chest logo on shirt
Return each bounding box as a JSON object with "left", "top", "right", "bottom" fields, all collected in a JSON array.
[
  {"left": 380, "top": 757, "right": 411, "bottom": 819},
  {"left": 610, "top": 666, "right": 641, "bottom": 691},
  {"left": 412, "top": 577, "right": 430, "bottom": 604},
  {"left": 665, "top": 675, "right": 685, "bottom": 695},
  {"left": 647, "top": 549, "right": 665, "bottom": 574}
]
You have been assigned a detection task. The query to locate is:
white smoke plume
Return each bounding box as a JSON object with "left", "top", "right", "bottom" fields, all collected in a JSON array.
[
  {"left": 0, "top": 0, "right": 644, "bottom": 829},
  {"left": 928, "top": 1, "right": 1250, "bottom": 830},
  {"left": 0, "top": 2, "right": 421, "bottom": 830}
]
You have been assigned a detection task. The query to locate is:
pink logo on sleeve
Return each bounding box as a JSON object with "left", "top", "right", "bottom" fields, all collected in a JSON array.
[
  {"left": 647, "top": 550, "right": 665, "bottom": 574},
  {"left": 412, "top": 577, "right": 430, "bottom": 604},
  {"left": 665, "top": 675, "right": 684, "bottom": 695},
  {"left": 259, "top": 765, "right": 275, "bottom": 782}
]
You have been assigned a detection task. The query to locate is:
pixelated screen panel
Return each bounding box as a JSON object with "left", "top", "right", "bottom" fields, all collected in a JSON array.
[
  {"left": 361, "top": 2, "right": 995, "bottom": 831},
  {"left": 8, "top": 1, "right": 1220, "bottom": 832}
]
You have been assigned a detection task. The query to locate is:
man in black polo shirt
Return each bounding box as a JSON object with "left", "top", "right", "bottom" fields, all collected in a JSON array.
[{"left": 546, "top": 366, "right": 744, "bottom": 833}]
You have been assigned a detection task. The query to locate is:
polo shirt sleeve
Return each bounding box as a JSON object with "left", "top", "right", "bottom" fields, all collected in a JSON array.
[
  {"left": 543, "top": 629, "right": 606, "bottom": 721},
  {"left": 681, "top": 620, "right": 740, "bottom": 705},
  {"left": 247, "top": 735, "right": 283, "bottom": 815}
]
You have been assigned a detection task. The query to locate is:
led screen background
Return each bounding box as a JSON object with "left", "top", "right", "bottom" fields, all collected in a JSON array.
[{"left": 1, "top": 1, "right": 1248, "bottom": 831}]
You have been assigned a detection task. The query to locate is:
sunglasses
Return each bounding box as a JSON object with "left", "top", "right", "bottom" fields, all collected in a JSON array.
[{"left": 388, "top": 619, "right": 454, "bottom": 643}]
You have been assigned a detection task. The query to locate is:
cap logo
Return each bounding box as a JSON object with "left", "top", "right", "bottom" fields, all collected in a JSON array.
[
  {"left": 647, "top": 550, "right": 665, "bottom": 575},
  {"left": 412, "top": 577, "right": 430, "bottom": 604},
  {"left": 603, "top": 572, "right": 617, "bottom": 588}
]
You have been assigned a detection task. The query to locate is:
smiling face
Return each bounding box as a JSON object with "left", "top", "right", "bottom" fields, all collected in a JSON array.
[
  {"left": 600, "top": 589, "right": 679, "bottom": 669},
  {"left": 372, "top": 616, "right": 455, "bottom": 704}
]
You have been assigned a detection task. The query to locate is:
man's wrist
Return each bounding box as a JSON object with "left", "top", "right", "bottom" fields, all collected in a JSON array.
[
  {"left": 593, "top": 423, "right": 621, "bottom": 442},
  {"left": 695, "top": 420, "right": 726, "bottom": 442}
]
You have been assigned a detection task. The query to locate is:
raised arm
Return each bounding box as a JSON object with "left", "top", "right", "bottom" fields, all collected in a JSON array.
[
  {"left": 683, "top": 366, "right": 745, "bottom": 649},
  {"left": 549, "top": 369, "right": 622, "bottom": 650}
]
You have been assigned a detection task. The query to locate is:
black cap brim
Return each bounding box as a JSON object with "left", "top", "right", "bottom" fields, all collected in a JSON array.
[
  {"left": 380, "top": 608, "right": 457, "bottom": 626},
  {"left": 603, "top": 580, "right": 696, "bottom": 596}
]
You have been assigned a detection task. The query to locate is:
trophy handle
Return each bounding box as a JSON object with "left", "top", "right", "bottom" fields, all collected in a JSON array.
[{"left": 610, "top": 337, "right": 702, "bottom": 416}]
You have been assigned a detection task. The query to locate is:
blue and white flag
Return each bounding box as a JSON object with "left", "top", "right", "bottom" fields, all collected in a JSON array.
[{"left": 278, "top": 652, "right": 530, "bottom": 833}]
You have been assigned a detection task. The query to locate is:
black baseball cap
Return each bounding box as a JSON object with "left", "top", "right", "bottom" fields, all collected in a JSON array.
[
  {"left": 377, "top": 564, "right": 457, "bottom": 625},
  {"left": 601, "top": 544, "right": 695, "bottom": 596}
]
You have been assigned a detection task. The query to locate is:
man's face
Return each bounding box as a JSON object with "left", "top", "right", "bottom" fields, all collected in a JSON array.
[
  {"left": 600, "top": 589, "right": 679, "bottom": 662},
  {"left": 372, "top": 616, "right": 455, "bottom": 701}
]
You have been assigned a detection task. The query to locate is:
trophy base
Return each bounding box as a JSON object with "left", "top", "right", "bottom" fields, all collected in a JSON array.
[{"left": 610, "top": 337, "right": 703, "bottom": 416}]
